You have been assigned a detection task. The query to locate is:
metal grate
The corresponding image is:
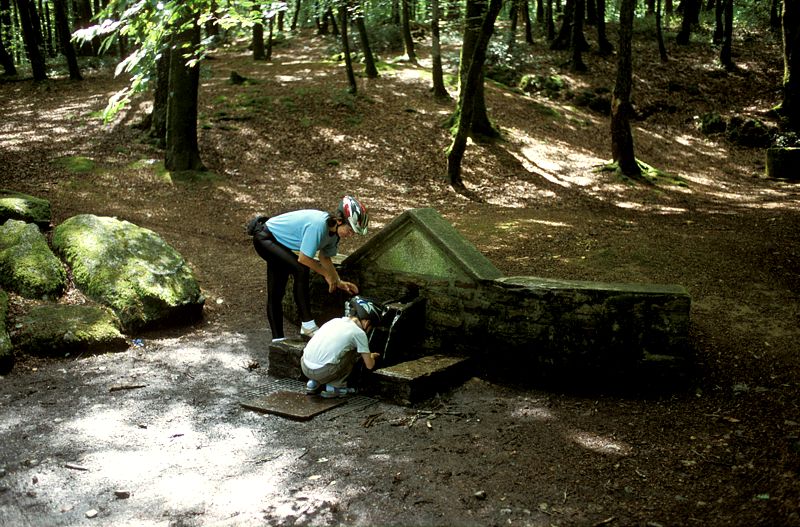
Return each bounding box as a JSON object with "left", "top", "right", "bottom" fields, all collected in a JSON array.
[{"left": 240, "top": 378, "right": 379, "bottom": 420}]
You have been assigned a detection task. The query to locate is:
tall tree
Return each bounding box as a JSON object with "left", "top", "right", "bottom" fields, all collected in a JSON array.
[
  {"left": 457, "top": 0, "right": 500, "bottom": 137},
  {"left": 291, "top": 0, "right": 301, "bottom": 30},
  {"left": 353, "top": 2, "right": 379, "bottom": 78},
  {"left": 15, "top": 0, "right": 46, "bottom": 80},
  {"left": 0, "top": 32, "right": 15, "bottom": 75},
  {"left": 569, "top": 0, "right": 587, "bottom": 71},
  {"left": 446, "top": 0, "right": 503, "bottom": 189},
  {"left": 253, "top": 6, "right": 266, "bottom": 61},
  {"left": 610, "top": 0, "right": 641, "bottom": 177},
  {"left": 656, "top": 0, "right": 668, "bottom": 61},
  {"left": 53, "top": 0, "right": 81, "bottom": 79},
  {"left": 430, "top": 0, "right": 449, "bottom": 98},
  {"left": 401, "top": 0, "right": 417, "bottom": 62},
  {"left": 339, "top": 2, "right": 357, "bottom": 93},
  {"left": 595, "top": 0, "right": 612, "bottom": 55},
  {"left": 165, "top": 12, "right": 205, "bottom": 172},
  {"left": 719, "top": 0, "right": 735, "bottom": 70},
  {"left": 780, "top": 0, "right": 800, "bottom": 131},
  {"left": 676, "top": 0, "right": 700, "bottom": 44}
]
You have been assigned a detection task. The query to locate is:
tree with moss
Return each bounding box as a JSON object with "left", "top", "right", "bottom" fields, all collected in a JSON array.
[
  {"left": 779, "top": 0, "right": 800, "bottom": 131},
  {"left": 446, "top": 0, "right": 503, "bottom": 189},
  {"left": 610, "top": 0, "right": 641, "bottom": 178}
]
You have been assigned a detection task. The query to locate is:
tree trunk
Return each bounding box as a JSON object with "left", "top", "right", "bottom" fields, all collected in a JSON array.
[
  {"left": 523, "top": 0, "right": 534, "bottom": 44},
  {"left": 720, "top": 0, "right": 735, "bottom": 70},
  {"left": 165, "top": 13, "right": 205, "bottom": 172},
  {"left": 52, "top": 0, "right": 81, "bottom": 79},
  {"left": 551, "top": 0, "right": 573, "bottom": 49},
  {"left": 327, "top": 6, "right": 339, "bottom": 35},
  {"left": 15, "top": 0, "right": 46, "bottom": 80},
  {"left": 354, "top": 7, "right": 379, "bottom": 78},
  {"left": 569, "top": 0, "right": 587, "bottom": 71},
  {"left": 430, "top": 0, "right": 449, "bottom": 98},
  {"left": 676, "top": 0, "right": 699, "bottom": 44},
  {"left": 507, "top": 0, "right": 519, "bottom": 52},
  {"left": 770, "top": 0, "right": 781, "bottom": 31},
  {"left": 0, "top": 29, "right": 16, "bottom": 75},
  {"left": 339, "top": 3, "right": 357, "bottom": 94},
  {"left": 781, "top": 0, "right": 800, "bottom": 131},
  {"left": 545, "top": 0, "right": 555, "bottom": 40},
  {"left": 596, "top": 0, "right": 613, "bottom": 54},
  {"left": 447, "top": 0, "right": 503, "bottom": 188},
  {"left": 266, "top": 16, "right": 274, "bottom": 61},
  {"left": 457, "top": 0, "right": 499, "bottom": 138},
  {"left": 713, "top": 0, "right": 723, "bottom": 44},
  {"left": 253, "top": 17, "right": 266, "bottom": 60},
  {"left": 610, "top": 0, "right": 641, "bottom": 178},
  {"left": 401, "top": 0, "right": 417, "bottom": 62},
  {"left": 291, "top": 0, "right": 301, "bottom": 30},
  {"left": 656, "top": 0, "right": 669, "bottom": 61},
  {"left": 150, "top": 51, "right": 169, "bottom": 148}
]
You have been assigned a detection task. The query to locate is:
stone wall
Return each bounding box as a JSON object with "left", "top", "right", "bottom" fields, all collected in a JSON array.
[{"left": 284, "top": 208, "right": 692, "bottom": 387}]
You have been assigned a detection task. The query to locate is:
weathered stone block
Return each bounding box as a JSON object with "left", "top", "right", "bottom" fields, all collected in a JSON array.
[
  {"left": 766, "top": 147, "right": 800, "bottom": 180},
  {"left": 366, "top": 354, "right": 473, "bottom": 405},
  {"left": 267, "top": 338, "right": 305, "bottom": 380}
]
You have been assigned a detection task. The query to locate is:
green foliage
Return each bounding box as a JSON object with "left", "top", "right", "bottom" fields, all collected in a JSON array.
[
  {"left": 365, "top": 23, "right": 405, "bottom": 53},
  {"left": 73, "top": 0, "right": 287, "bottom": 121}
]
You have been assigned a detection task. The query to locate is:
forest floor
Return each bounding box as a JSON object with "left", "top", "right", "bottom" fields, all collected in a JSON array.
[{"left": 1, "top": 21, "right": 800, "bottom": 527}]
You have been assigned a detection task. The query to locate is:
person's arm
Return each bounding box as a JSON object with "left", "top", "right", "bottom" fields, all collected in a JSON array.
[
  {"left": 317, "top": 253, "right": 359, "bottom": 294},
  {"left": 361, "top": 351, "right": 381, "bottom": 370}
]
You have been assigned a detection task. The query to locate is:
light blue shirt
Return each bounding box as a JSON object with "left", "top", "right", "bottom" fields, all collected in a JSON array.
[{"left": 266, "top": 210, "right": 339, "bottom": 258}]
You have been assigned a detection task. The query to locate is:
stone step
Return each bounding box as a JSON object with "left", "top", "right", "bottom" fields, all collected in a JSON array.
[
  {"left": 366, "top": 354, "right": 473, "bottom": 405},
  {"left": 266, "top": 339, "right": 472, "bottom": 405}
]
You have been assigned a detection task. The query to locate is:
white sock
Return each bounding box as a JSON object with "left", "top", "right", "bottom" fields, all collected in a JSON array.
[
  {"left": 301, "top": 320, "right": 318, "bottom": 330},
  {"left": 272, "top": 337, "right": 287, "bottom": 343}
]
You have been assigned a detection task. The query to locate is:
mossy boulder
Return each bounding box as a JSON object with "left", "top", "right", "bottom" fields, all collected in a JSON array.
[
  {"left": 726, "top": 115, "right": 772, "bottom": 148},
  {"left": 52, "top": 214, "right": 205, "bottom": 331},
  {"left": 12, "top": 304, "right": 127, "bottom": 356},
  {"left": 0, "top": 190, "right": 51, "bottom": 228},
  {"left": 0, "top": 219, "right": 67, "bottom": 299},
  {"left": 0, "top": 290, "right": 12, "bottom": 374}
]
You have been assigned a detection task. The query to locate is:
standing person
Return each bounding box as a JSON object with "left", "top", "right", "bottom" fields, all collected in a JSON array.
[
  {"left": 248, "top": 196, "right": 369, "bottom": 342},
  {"left": 302, "top": 296, "right": 384, "bottom": 398}
]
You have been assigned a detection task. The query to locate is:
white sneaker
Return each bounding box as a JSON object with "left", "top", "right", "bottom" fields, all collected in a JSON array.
[{"left": 300, "top": 326, "right": 318, "bottom": 340}]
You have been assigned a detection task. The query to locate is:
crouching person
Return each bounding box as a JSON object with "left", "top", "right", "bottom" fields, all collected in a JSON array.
[{"left": 301, "top": 296, "right": 383, "bottom": 398}]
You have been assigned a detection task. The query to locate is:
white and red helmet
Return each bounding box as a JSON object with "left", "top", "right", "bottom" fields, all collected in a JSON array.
[{"left": 339, "top": 195, "right": 369, "bottom": 235}]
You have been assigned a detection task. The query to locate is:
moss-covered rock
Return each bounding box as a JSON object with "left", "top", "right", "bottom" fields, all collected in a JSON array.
[
  {"left": 12, "top": 304, "right": 127, "bottom": 356},
  {"left": 52, "top": 214, "right": 205, "bottom": 331},
  {"left": 0, "top": 190, "right": 51, "bottom": 228},
  {"left": 0, "top": 290, "right": 12, "bottom": 374},
  {"left": 0, "top": 219, "right": 67, "bottom": 299}
]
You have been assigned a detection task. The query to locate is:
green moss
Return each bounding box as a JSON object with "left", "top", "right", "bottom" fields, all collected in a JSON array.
[
  {"left": 14, "top": 304, "right": 126, "bottom": 356},
  {"left": 0, "top": 220, "right": 66, "bottom": 299},
  {"left": 0, "top": 290, "right": 11, "bottom": 373},
  {"left": 0, "top": 190, "right": 51, "bottom": 226},
  {"left": 52, "top": 215, "right": 203, "bottom": 330},
  {"left": 54, "top": 156, "right": 95, "bottom": 173}
]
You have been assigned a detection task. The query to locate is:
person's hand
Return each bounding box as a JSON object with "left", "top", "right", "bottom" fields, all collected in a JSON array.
[{"left": 337, "top": 280, "right": 359, "bottom": 295}]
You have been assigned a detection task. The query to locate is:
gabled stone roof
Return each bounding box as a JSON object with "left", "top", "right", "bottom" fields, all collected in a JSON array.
[{"left": 342, "top": 208, "right": 502, "bottom": 282}]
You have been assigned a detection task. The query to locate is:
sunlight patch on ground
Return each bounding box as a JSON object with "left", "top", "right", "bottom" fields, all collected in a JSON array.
[
  {"left": 570, "top": 431, "right": 632, "bottom": 456},
  {"left": 495, "top": 218, "right": 572, "bottom": 230},
  {"left": 511, "top": 405, "right": 555, "bottom": 421}
]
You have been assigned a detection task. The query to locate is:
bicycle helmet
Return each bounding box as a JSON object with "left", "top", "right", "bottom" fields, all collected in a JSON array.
[
  {"left": 338, "top": 195, "right": 369, "bottom": 235},
  {"left": 346, "top": 296, "right": 384, "bottom": 327}
]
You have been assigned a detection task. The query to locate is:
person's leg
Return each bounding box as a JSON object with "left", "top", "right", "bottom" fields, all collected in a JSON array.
[
  {"left": 266, "top": 264, "right": 289, "bottom": 339},
  {"left": 253, "top": 231, "right": 299, "bottom": 339},
  {"left": 292, "top": 265, "right": 314, "bottom": 325}
]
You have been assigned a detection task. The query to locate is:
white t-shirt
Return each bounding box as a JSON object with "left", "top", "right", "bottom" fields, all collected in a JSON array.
[{"left": 302, "top": 317, "right": 370, "bottom": 370}]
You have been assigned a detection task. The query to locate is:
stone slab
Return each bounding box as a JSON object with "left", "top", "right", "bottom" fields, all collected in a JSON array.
[
  {"left": 267, "top": 338, "right": 306, "bottom": 380},
  {"left": 368, "top": 354, "right": 473, "bottom": 405},
  {"left": 239, "top": 391, "right": 346, "bottom": 420}
]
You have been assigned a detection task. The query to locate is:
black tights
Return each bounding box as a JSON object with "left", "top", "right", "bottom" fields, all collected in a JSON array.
[{"left": 252, "top": 228, "right": 312, "bottom": 339}]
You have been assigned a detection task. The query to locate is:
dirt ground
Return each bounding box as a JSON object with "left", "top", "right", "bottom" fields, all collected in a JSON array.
[{"left": 1, "top": 24, "right": 800, "bottom": 526}]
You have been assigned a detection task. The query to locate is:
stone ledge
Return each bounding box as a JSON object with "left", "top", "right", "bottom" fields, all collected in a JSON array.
[{"left": 366, "top": 354, "right": 473, "bottom": 405}]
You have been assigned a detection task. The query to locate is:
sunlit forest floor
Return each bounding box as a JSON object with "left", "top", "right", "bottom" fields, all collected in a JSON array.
[{"left": 1, "top": 22, "right": 799, "bottom": 526}]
